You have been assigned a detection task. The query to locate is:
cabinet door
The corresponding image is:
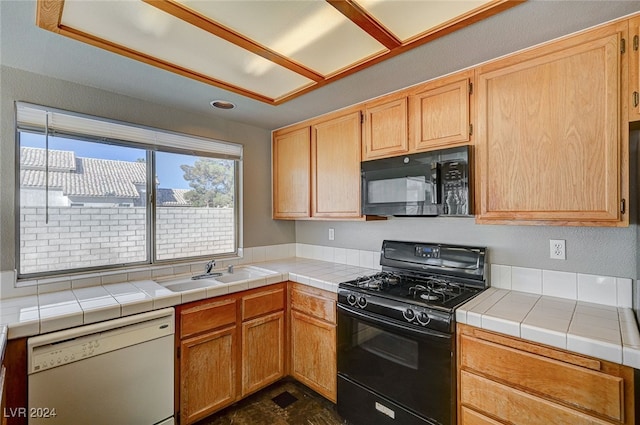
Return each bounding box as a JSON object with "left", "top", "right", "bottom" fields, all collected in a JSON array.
[
  {"left": 241, "top": 311, "right": 285, "bottom": 397},
  {"left": 290, "top": 310, "right": 337, "bottom": 402},
  {"left": 631, "top": 16, "right": 640, "bottom": 122},
  {"left": 409, "top": 72, "right": 471, "bottom": 151},
  {"left": 311, "top": 110, "right": 362, "bottom": 218},
  {"left": 476, "top": 21, "right": 628, "bottom": 226},
  {"left": 362, "top": 96, "right": 408, "bottom": 160},
  {"left": 180, "top": 326, "right": 237, "bottom": 424},
  {"left": 272, "top": 126, "right": 311, "bottom": 219}
]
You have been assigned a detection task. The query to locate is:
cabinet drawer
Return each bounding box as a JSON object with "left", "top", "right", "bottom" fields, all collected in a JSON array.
[
  {"left": 460, "top": 371, "right": 613, "bottom": 425},
  {"left": 242, "top": 287, "right": 285, "bottom": 321},
  {"left": 460, "top": 333, "right": 624, "bottom": 421},
  {"left": 290, "top": 285, "right": 336, "bottom": 323},
  {"left": 460, "top": 406, "right": 505, "bottom": 425},
  {"left": 180, "top": 298, "right": 237, "bottom": 339}
]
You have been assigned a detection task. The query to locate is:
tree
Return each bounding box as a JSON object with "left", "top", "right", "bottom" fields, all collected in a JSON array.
[{"left": 180, "top": 158, "right": 234, "bottom": 207}]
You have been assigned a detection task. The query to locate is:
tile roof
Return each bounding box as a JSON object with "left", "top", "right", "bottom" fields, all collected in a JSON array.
[{"left": 19, "top": 147, "right": 189, "bottom": 204}]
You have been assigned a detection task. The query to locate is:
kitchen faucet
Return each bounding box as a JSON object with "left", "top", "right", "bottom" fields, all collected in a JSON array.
[{"left": 205, "top": 259, "right": 216, "bottom": 274}]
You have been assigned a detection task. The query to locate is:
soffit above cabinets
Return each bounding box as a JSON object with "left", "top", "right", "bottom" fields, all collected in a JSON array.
[{"left": 36, "top": 0, "right": 523, "bottom": 105}]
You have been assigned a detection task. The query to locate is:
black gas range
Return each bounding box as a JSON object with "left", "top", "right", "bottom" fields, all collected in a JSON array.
[{"left": 337, "top": 240, "right": 487, "bottom": 425}]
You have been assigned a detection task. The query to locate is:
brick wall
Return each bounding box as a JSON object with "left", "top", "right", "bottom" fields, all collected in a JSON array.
[{"left": 19, "top": 206, "right": 235, "bottom": 274}]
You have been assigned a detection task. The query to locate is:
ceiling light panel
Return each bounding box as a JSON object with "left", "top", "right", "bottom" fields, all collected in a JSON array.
[
  {"left": 177, "top": 0, "right": 388, "bottom": 76},
  {"left": 60, "top": 0, "right": 314, "bottom": 99},
  {"left": 354, "top": 0, "right": 495, "bottom": 42}
]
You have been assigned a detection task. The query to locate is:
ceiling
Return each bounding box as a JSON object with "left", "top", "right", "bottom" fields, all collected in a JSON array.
[
  {"left": 35, "top": 0, "right": 519, "bottom": 105},
  {"left": 2, "top": 1, "right": 640, "bottom": 131}
]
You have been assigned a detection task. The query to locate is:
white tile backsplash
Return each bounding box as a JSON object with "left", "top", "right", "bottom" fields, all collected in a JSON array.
[
  {"left": 617, "top": 278, "right": 633, "bottom": 308},
  {"left": 511, "top": 267, "right": 542, "bottom": 294},
  {"left": 577, "top": 274, "right": 617, "bottom": 306},
  {"left": 488, "top": 263, "right": 632, "bottom": 309},
  {"left": 542, "top": 270, "right": 577, "bottom": 300}
]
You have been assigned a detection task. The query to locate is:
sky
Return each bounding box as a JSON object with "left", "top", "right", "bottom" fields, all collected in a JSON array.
[{"left": 20, "top": 132, "right": 198, "bottom": 189}]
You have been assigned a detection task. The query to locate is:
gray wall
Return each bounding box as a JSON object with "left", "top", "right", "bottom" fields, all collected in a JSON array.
[
  {"left": 296, "top": 204, "right": 638, "bottom": 280},
  {"left": 0, "top": 66, "right": 296, "bottom": 271},
  {"left": 296, "top": 133, "right": 640, "bottom": 282}
]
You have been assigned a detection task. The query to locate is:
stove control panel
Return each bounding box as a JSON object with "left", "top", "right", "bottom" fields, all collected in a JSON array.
[
  {"left": 415, "top": 245, "right": 440, "bottom": 259},
  {"left": 338, "top": 289, "right": 453, "bottom": 333}
]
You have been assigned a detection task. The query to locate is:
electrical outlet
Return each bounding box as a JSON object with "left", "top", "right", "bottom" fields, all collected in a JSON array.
[
  {"left": 549, "top": 239, "right": 566, "bottom": 260},
  {"left": 328, "top": 228, "right": 335, "bottom": 241}
]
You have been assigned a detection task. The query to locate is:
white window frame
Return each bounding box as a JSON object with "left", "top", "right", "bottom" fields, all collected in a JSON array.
[{"left": 15, "top": 102, "right": 243, "bottom": 279}]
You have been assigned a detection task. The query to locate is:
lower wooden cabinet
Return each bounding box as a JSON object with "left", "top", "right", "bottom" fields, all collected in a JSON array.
[
  {"left": 180, "top": 325, "right": 237, "bottom": 424},
  {"left": 289, "top": 283, "right": 337, "bottom": 402},
  {"left": 176, "top": 283, "right": 286, "bottom": 424},
  {"left": 241, "top": 311, "right": 285, "bottom": 396},
  {"left": 457, "top": 323, "right": 635, "bottom": 425}
]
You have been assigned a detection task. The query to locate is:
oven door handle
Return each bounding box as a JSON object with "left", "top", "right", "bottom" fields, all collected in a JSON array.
[{"left": 337, "top": 303, "right": 451, "bottom": 340}]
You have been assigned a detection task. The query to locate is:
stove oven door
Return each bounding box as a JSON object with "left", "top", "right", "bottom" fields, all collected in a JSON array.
[{"left": 337, "top": 304, "right": 454, "bottom": 425}]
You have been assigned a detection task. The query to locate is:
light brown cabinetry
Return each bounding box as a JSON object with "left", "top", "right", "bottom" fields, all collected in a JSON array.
[
  {"left": 362, "top": 95, "right": 409, "bottom": 160},
  {"left": 630, "top": 16, "right": 640, "bottom": 122},
  {"left": 311, "top": 110, "right": 362, "bottom": 218},
  {"left": 289, "top": 283, "right": 337, "bottom": 402},
  {"left": 176, "top": 283, "right": 286, "bottom": 424},
  {"left": 475, "top": 21, "right": 629, "bottom": 226},
  {"left": 272, "top": 127, "right": 311, "bottom": 219},
  {"left": 458, "top": 324, "right": 635, "bottom": 425},
  {"left": 409, "top": 70, "right": 473, "bottom": 152},
  {"left": 273, "top": 108, "right": 362, "bottom": 219},
  {"left": 177, "top": 298, "right": 238, "bottom": 424},
  {"left": 241, "top": 287, "right": 286, "bottom": 397}
]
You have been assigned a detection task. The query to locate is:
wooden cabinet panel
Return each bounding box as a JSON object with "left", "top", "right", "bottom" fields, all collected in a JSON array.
[
  {"left": 460, "top": 333, "right": 624, "bottom": 421},
  {"left": 290, "top": 284, "right": 337, "bottom": 323},
  {"left": 180, "top": 298, "right": 236, "bottom": 339},
  {"left": 476, "top": 21, "right": 628, "bottom": 225},
  {"left": 362, "top": 96, "right": 408, "bottom": 160},
  {"left": 460, "top": 406, "right": 505, "bottom": 425},
  {"left": 461, "top": 371, "right": 613, "bottom": 425},
  {"left": 457, "top": 323, "right": 635, "bottom": 425},
  {"left": 242, "top": 286, "right": 285, "bottom": 321},
  {"left": 272, "top": 126, "right": 311, "bottom": 219},
  {"left": 290, "top": 310, "right": 337, "bottom": 402},
  {"left": 241, "top": 311, "right": 285, "bottom": 397},
  {"left": 311, "top": 110, "right": 362, "bottom": 218},
  {"left": 180, "top": 326, "right": 237, "bottom": 424},
  {"left": 630, "top": 16, "right": 640, "bottom": 122},
  {"left": 409, "top": 72, "right": 471, "bottom": 151}
]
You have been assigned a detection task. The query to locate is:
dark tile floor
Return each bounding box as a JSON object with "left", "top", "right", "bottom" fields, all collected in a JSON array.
[{"left": 195, "top": 378, "right": 347, "bottom": 425}]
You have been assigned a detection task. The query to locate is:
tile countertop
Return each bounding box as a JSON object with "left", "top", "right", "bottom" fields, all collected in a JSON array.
[
  {"left": 0, "top": 258, "right": 378, "bottom": 340},
  {"left": 457, "top": 287, "right": 640, "bottom": 369}
]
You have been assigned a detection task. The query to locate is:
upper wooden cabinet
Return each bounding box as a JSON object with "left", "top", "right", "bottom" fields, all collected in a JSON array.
[
  {"left": 362, "top": 95, "right": 408, "bottom": 160},
  {"left": 409, "top": 70, "right": 473, "bottom": 152},
  {"left": 272, "top": 127, "right": 311, "bottom": 219},
  {"left": 312, "top": 110, "right": 362, "bottom": 218},
  {"left": 273, "top": 108, "right": 363, "bottom": 220},
  {"left": 475, "top": 21, "right": 629, "bottom": 226},
  {"left": 630, "top": 16, "right": 640, "bottom": 122}
]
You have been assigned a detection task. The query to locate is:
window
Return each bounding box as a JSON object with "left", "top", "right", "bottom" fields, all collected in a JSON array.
[{"left": 16, "top": 103, "right": 242, "bottom": 278}]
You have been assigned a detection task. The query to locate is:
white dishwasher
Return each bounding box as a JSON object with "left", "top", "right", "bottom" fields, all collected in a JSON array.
[{"left": 27, "top": 308, "right": 175, "bottom": 425}]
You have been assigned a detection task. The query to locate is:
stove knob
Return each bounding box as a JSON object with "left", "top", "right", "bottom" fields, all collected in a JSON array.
[
  {"left": 357, "top": 296, "right": 367, "bottom": 308},
  {"left": 417, "top": 312, "right": 431, "bottom": 325},
  {"left": 346, "top": 294, "right": 357, "bottom": 306},
  {"left": 403, "top": 309, "right": 415, "bottom": 322}
]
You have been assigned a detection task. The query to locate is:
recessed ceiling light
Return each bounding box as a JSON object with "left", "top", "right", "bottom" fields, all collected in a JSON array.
[{"left": 210, "top": 100, "right": 236, "bottom": 110}]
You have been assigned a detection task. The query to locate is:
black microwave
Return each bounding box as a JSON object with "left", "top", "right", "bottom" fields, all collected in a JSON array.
[{"left": 361, "top": 146, "right": 470, "bottom": 217}]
